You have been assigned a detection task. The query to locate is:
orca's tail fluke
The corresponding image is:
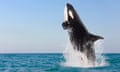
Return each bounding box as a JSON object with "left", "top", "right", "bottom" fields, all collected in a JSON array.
[{"left": 89, "top": 33, "right": 104, "bottom": 42}]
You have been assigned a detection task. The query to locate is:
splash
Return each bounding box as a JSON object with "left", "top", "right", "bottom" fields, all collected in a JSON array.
[{"left": 62, "top": 38, "right": 108, "bottom": 68}]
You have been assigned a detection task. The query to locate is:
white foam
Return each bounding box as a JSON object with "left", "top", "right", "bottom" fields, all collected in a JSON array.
[{"left": 62, "top": 38, "right": 108, "bottom": 68}]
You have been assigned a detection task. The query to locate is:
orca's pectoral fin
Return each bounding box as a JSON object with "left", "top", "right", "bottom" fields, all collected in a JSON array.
[{"left": 89, "top": 34, "right": 104, "bottom": 42}]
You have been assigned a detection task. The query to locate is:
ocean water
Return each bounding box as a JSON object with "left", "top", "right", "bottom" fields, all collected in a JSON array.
[{"left": 0, "top": 53, "right": 119, "bottom": 72}]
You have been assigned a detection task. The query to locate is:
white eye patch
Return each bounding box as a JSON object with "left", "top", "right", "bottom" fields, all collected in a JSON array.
[
  {"left": 69, "top": 10, "right": 74, "bottom": 19},
  {"left": 64, "top": 5, "right": 74, "bottom": 21}
]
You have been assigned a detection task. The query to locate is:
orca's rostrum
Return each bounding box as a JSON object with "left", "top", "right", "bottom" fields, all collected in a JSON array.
[{"left": 62, "top": 3, "right": 104, "bottom": 65}]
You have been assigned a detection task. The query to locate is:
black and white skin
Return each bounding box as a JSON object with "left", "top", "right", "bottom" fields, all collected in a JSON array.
[{"left": 62, "top": 3, "right": 104, "bottom": 65}]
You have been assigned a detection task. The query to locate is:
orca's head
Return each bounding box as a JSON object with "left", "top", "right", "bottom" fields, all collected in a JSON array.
[{"left": 62, "top": 3, "right": 82, "bottom": 32}]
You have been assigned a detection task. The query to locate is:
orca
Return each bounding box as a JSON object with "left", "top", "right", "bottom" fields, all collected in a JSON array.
[{"left": 62, "top": 3, "right": 104, "bottom": 65}]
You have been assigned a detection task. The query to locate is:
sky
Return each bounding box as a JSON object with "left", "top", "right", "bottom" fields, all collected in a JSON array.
[{"left": 0, "top": 0, "right": 120, "bottom": 53}]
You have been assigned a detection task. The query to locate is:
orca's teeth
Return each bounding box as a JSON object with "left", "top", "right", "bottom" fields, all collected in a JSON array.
[{"left": 64, "top": 4, "right": 68, "bottom": 21}]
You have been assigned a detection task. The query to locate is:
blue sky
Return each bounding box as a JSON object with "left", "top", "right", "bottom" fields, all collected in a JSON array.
[{"left": 0, "top": 0, "right": 120, "bottom": 53}]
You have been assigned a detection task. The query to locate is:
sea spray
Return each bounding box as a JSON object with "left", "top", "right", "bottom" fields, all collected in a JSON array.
[
  {"left": 62, "top": 3, "right": 108, "bottom": 68},
  {"left": 94, "top": 40, "right": 108, "bottom": 67},
  {"left": 62, "top": 39, "right": 108, "bottom": 68}
]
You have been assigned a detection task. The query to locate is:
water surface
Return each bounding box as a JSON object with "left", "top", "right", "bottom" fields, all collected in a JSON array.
[{"left": 0, "top": 53, "right": 119, "bottom": 72}]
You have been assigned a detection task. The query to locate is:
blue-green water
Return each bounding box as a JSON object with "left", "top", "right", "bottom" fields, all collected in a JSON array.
[{"left": 0, "top": 53, "right": 119, "bottom": 72}]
